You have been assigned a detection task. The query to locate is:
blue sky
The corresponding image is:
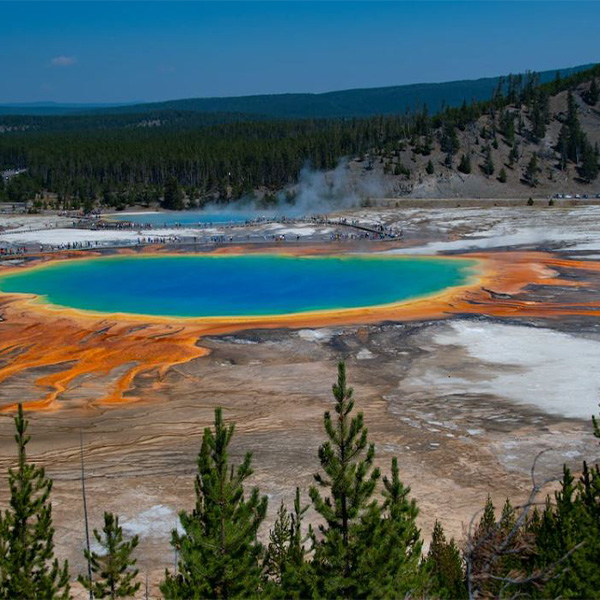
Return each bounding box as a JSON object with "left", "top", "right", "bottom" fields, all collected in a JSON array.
[{"left": 1, "top": 1, "right": 599, "bottom": 104}]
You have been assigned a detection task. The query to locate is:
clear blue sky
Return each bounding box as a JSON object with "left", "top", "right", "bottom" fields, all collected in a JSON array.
[{"left": 2, "top": 1, "right": 598, "bottom": 104}]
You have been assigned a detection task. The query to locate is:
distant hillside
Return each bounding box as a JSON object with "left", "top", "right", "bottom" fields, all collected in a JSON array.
[
  {"left": 1, "top": 64, "right": 598, "bottom": 208},
  {"left": 0, "top": 110, "right": 266, "bottom": 134},
  {"left": 91, "top": 64, "right": 595, "bottom": 119},
  {"left": 0, "top": 64, "right": 594, "bottom": 119},
  {"left": 354, "top": 76, "right": 600, "bottom": 200},
  {"left": 100, "top": 64, "right": 593, "bottom": 119},
  {"left": 0, "top": 102, "right": 138, "bottom": 117}
]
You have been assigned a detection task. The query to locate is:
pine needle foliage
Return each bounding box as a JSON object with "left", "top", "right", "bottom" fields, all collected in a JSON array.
[
  {"left": 458, "top": 153, "right": 471, "bottom": 174},
  {"left": 526, "top": 408, "right": 600, "bottom": 597},
  {"left": 424, "top": 520, "right": 466, "bottom": 599},
  {"left": 527, "top": 464, "right": 600, "bottom": 597},
  {"left": 264, "top": 502, "right": 292, "bottom": 584},
  {"left": 78, "top": 512, "right": 140, "bottom": 599},
  {"left": 354, "top": 457, "right": 425, "bottom": 598},
  {"left": 161, "top": 407, "right": 268, "bottom": 599},
  {"left": 0, "top": 404, "right": 70, "bottom": 599},
  {"left": 309, "top": 361, "right": 381, "bottom": 596},
  {"left": 309, "top": 361, "right": 424, "bottom": 597},
  {"left": 264, "top": 488, "right": 313, "bottom": 598}
]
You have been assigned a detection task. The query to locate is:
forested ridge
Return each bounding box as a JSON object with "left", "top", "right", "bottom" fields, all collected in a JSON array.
[
  {"left": 0, "top": 109, "right": 269, "bottom": 133},
  {"left": 0, "top": 63, "right": 591, "bottom": 118},
  {"left": 0, "top": 64, "right": 599, "bottom": 210},
  {"left": 1, "top": 363, "right": 599, "bottom": 598},
  {"left": 91, "top": 62, "right": 588, "bottom": 119}
]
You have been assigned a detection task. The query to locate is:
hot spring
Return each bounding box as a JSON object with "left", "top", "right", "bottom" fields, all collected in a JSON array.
[
  {"left": 110, "top": 211, "right": 265, "bottom": 227},
  {"left": 0, "top": 254, "right": 477, "bottom": 319}
]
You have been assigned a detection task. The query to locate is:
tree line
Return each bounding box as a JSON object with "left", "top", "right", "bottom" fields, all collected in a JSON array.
[
  {"left": 0, "top": 65, "right": 599, "bottom": 210},
  {"left": 0, "top": 362, "right": 599, "bottom": 598}
]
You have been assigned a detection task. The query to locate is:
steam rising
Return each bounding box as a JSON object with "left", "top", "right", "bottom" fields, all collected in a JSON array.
[
  {"left": 205, "top": 159, "right": 390, "bottom": 216},
  {"left": 283, "top": 159, "right": 389, "bottom": 214}
]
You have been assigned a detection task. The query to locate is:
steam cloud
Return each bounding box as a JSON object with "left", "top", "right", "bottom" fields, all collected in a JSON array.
[
  {"left": 204, "top": 159, "right": 390, "bottom": 216},
  {"left": 283, "top": 159, "right": 389, "bottom": 214}
]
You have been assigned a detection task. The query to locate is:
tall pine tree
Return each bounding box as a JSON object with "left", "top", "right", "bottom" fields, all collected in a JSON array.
[
  {"left": 585, "top": 78, "right": 599, "bottom": 106},
  {"left": 458, "top": 153, "right": 471, "bottom": 174},
  {"left": 309, "top": 362, "right": 425, "bottom": 597},
  {"left": 580, "top": 142, "right": 599, "bottom": 182},
  {"left": 557, "top": 90, "right": 587, "bottom": 167},
  {"left": 309, "top": 361, "right": 381, "bottom": 597},
  {"left": 161, "top": 407, "right": 267, "bottom": 599},
  {"left": 481, "top": 145, "right": 495, "bottom": 177},
  {"left": 0, "top": 404, "right": 70, "bottom": 599},
  {"left": 524, "top": 153, "right": 540, "bottom": 186}
]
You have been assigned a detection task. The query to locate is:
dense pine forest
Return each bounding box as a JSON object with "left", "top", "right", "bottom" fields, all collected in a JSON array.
[
  {"left": 0, "top": 363, "right": 599, "bottom": 598},
  {"left": 0, "top": 65, "right": 599, "bottom": 210}
]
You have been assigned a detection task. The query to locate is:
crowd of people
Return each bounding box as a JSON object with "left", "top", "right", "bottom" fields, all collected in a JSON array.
[
  {"left": 0, "top": 212, "right": 403, "bottom": 258},
  {"left": 0, "top": 246, "right": 28, "bottom": 256}
]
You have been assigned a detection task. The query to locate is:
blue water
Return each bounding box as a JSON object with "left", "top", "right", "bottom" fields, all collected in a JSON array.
[
  {"left": 0, "top": 254, "right": 475, "bottom": 318},
  {"left": 111, "top": 211, "right": 263, "bottom": 227}
]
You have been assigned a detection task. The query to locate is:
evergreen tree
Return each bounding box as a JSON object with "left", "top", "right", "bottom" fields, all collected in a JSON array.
[
  {"left": 458, "top": 153, "right": 471, "bottom": 174},
  {"left": 500, "top": 110, "right": 516, "bottom": 146},
  {"left": 78, "top": 512, "right": 140, "bottom": 599},
  {"left": 439, "top": 123, "right": 460, "bottom": 157},
  {"left": 553, "top": 70, "right": 562, "bottom": 94},
  {"left": 557, "top": 90, "right": 588, "bottom": 166},
  {"left": 420, "top": 135, "right": 433, "bottom": 156},
  {"left": 530, "top": 90, "right": 549, "bottom": 141},
  {"left": 161, "top": 408, "right": 268, "bottom": 599},
  {"left": 309, "top": 363, "right": 425, "bottom": 598},
  {"left": 354, "top": 457, "right": 425, "bottom": 598},
  {"left": 425, "top": 520, "right": 466, "bottom": 599},
  {"left": 309, "top": 361, "right": 381, "bottom": 597},
  {"left": 264, "top": 502, "right": 292, "bottom": 585},
  {"left": 264, "top": 488, "right": 313, "bottom": 598},
  {"left": 529, "top": 467, "right": 587, "bottom": 597},
  {"left": 498, "top": 167, "right": 507, "bottom": 183},
  {"left": 426, "top": 160, "right": 434, "bottom": 175},
  {"left": 524, "top": 153, "right": 540, "bottom": 186},
  {"left": 585, "top": 78, "right": 599, "bottom": 106},
  {"left": 0, "top": 404, "right": 70, "bottom": 599},
  {"left": 465, "top": 495, "right": 526, "bottom": 598},
  {"left": 526, "top": 409, "right": 600, "bottom": 597},
  {"left": 161, "top": 176, "right": 184, "bottom": 210},
  {"left": 508, "top": 143, "right": 520, "bottom": 167},
  {"left": 481, "top": 146, "right": 495, "bottom": 176},
  {"left": 394, "top": 161, "right": 410, "bottom": 177},
  {"left": 580, "top": 141, "right": 599, "bottom": 182}
]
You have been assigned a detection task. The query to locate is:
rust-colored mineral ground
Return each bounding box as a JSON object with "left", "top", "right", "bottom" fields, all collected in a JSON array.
[{"left": 1, "top": 247, "right": 600, "bottom": 412}]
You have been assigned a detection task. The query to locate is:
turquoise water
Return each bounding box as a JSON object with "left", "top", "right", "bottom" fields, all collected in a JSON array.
[
  {"left": 111, "top": 211, "right": 260, "bottom": 226},
  {"left": 0, "top": 255, "right": 475, "bottom": 318}
]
